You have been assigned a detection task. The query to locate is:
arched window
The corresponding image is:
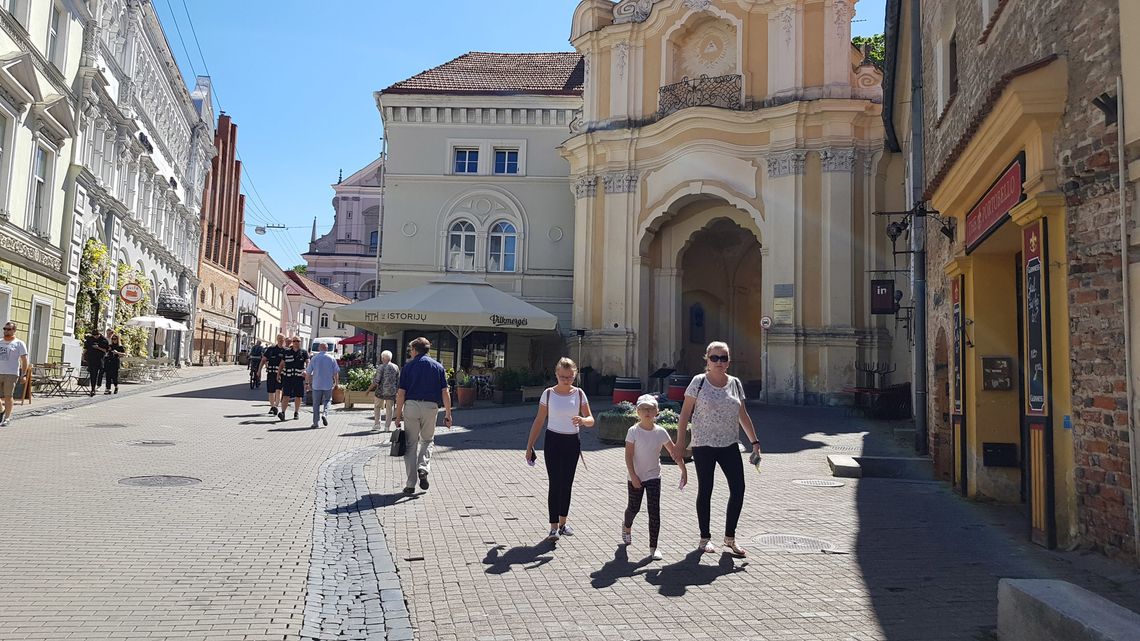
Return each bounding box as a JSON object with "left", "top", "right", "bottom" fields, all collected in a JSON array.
[
  {"left": 448, "top": 220, "right": 476, "bottom": 271},
  {"left": 359, "top": 281, "right": 376, "bottom": 300},
  {"left": 320, "top": 313, "right": 329, "bottom": 329},
  {"left": 488, "top": 221, "right": 517, "bottom": 273}
]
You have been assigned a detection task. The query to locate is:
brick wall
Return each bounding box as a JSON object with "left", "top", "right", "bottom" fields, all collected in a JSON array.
[{"left": 920, "top": 0, "right": 1134, "bottom": 558}]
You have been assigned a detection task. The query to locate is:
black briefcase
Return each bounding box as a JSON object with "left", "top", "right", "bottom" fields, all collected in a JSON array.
[{"left": 389, "top": 428, "right": 406, "bottom": 457}]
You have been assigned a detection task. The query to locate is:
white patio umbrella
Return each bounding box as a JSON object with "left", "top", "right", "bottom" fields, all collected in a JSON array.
[
  {"left": 333, "top": 275, "right": 558, "bottom": 373},
  {"left": 124, "top": 315, "right": 189, "bottom": 332}
]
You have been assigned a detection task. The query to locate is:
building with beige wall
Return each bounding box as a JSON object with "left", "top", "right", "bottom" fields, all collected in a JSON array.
[
  {"left": 240, "top": 235, "right": 287, "bottom": 345},
  {"left": 304, "top": 158, "right": 382, "bottom": 302},
  {"left": 564, "top": 0, "right": 900, "bottom": 404},
  {"left": 0, "top": 1, "right": 84, "bottom": 364},
  {"left": 371, "top": 52, "right": 583, "bottom": 371}
]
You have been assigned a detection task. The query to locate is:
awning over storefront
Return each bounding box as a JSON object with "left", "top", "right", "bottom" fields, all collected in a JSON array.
[
  {"left": 333, "top": 275, "right": 558, "bottom": 372},
  {"left": 201, "top": 319, "right": 240, "bottom": 334}
]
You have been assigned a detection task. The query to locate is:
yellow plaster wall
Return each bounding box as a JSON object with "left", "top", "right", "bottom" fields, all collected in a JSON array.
[
  {"left": 745, "top": 10, "right": 769, "bottom": 99},
  {"left": 802, "top": 152, "right": 823, "bottom": 328},
  {"left": 853, "top": 172, "right": 867, "bottom": 326},
  {"left": 802, "top": 4, "right": 824, "bottom": 89},
  {"left": 641, "top": 34, "right": 664, "bottom": 116}
]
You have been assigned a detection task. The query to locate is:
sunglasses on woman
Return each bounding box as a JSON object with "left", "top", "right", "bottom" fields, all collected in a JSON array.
[{"left": 708, "top": 354, "right": 730, "bottom": 363}]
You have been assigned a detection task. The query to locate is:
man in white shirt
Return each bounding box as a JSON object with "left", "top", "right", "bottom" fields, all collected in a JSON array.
[{"left": 0, "top": 321, "right": 30, "bottom": 426}]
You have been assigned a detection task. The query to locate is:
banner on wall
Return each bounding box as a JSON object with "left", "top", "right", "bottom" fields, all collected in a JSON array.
[
  {"left": 1023, "top": 219, "right": 1049, "bottom": 417},
  {"left": 951, "top": 276, "right": 964, "bottom": 416}
]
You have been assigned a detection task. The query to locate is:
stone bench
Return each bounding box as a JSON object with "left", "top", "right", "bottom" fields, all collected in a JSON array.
[
  {"left": 998, "top": 579, "right": 1140, "bottom": 641},
  {"left": 826, "top": 454, "right": 861, "bottom": 478}
]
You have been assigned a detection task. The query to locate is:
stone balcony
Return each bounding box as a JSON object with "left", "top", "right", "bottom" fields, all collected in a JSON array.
[{"left": 657, "top": 73, "right": 743, "bottom": 117}]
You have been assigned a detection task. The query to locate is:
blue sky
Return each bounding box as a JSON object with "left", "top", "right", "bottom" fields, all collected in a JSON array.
[{"left": 156, "top": 0, "right": 886, "bottom": 270}]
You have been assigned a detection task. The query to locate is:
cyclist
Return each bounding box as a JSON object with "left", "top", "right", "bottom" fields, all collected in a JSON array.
[{"left": 248, "top": 341, "right": 265, "bottom": 389}]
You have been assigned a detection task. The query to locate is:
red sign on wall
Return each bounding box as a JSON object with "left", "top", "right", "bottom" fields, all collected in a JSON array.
[{"left": 965, "top": 153, "right": 1026, "bottom": 252}]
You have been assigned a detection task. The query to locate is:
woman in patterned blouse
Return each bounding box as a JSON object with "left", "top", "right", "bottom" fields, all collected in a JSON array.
[{"left": 674, "top": 341, "right": 762, "bottom": 557}]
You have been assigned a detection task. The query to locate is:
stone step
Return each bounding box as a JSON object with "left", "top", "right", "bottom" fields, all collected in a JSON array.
[
  {"left": 998, "top": 579, "right": 1140, "bottom": 641},
  {"left": 827, "top": 454, "right": 861, "bottom": 478}
]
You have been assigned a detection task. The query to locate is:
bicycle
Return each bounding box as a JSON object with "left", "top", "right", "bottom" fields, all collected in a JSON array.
[{"left": 249, "top": 362, "right": 261, "bottom": 389}]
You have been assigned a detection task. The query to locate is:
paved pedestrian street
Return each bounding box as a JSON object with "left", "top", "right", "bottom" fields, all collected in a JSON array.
[{"left": 2, "top": 369, "right": 1139, "bottom": 641}]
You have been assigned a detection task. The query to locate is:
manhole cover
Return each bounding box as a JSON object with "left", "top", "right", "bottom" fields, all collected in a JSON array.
[
  {"left": 752, "top": 534, "right": 836, "bottom": 554},
  {"left": 118, "top": 475, "right": 201, "bottom": 487},
  {"left": 90, "top": 423, "right": 128, "bottom": 428},
  {"left": 793, "top": 479, "right": 846, "bottom": 488},
  {"left": 126, "top": 440, "right": 176, "bottom": 447}
]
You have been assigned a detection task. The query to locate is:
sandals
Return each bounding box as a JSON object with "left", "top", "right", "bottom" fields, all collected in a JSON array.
[
  {"left": 724, "top": 537, "right": 748, "bottom": 557},
  {"left": 698, "top": 538, "right": 716, "bottom": 553}
]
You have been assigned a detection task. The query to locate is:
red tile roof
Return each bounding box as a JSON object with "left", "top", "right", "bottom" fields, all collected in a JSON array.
[
  {"left": 284, "top": 271, "right": 352, "bottom": 305},
  {"left": 383, "top": 52, "right": 584, "bottom": 96},
  {"left": 242, "top": 235, "right": 265, "bottom": 254}
]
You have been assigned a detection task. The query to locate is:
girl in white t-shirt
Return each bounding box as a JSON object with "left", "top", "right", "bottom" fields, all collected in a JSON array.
[
  {"left": 623, "top": 394, "right": 688, "bottom": 560},
  {"left": 525, "top": 357, "right": 595, "bottom": 541}
]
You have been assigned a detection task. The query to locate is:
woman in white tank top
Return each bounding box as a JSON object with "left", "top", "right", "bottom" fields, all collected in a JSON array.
[{"left": 525, "top": 357, "right": 595, "bottom": 540}]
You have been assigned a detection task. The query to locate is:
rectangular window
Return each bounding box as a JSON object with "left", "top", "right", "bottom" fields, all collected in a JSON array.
[
  {"left": 454, "top": 148, "right": 479, "bottom": 174},
  {"left": 29, "top": 146, "right": 51, "bottom": 235},
  {"left": 948, "top": 33, "right": 959, "bottom": 98},
  {"left": 47, "top": 4, "right": 63, "bottom": 68},
  {"left": 494, "top": 149, "right": 519, "bottom": 175},
  {"left": 0, "top": 111, "right": 8, "bottom": 211},
  {"left": 318, "top": 277, "right": 330, "bottom": 286}
]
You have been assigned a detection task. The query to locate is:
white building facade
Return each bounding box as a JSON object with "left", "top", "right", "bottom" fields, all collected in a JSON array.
[
  {"left": 240, "top": 235, "right": 288, "bottom": 345},
  {"left": 303, "top": 157, "right": 382, "bottom": 302},
  {"left": 371, "top": 52, "right": 583, "bottom": 371},
  {"left": 66, "top": 0, "right": 213, "bottom": 363}
]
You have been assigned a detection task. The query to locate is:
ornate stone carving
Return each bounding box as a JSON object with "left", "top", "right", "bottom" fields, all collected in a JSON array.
[
  {"left": 603, "top": 171, "right": 639, "bottom": 194},
  {"left": 683, "top": 0, "right": 712, "bottom": 10},
  {"left": 821, "top": 148, "right": 856, "bottom": 173},
  {"left": 573, "top": 175, "right": 598, "bottom": 199},
  {"left": 779, "top": 6, "right": 795, "bottom": 49},
  {"left": 833, "top": 0, "right": 853, "bottom": 39},
  {"left": 766, "top": 150, "right": 806, "bottom": 177},
  {"left": 615, "top": 42, "right": 629, "bottom": 81},
  {"left": 614, "top": 0, "right": 655, "bottom": 24},
  {"left": 0, "top": 227, "right": 63, "bottom": 272}
]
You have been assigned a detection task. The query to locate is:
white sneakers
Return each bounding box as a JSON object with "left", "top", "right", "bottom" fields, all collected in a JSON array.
[{"left": 650, "top": 547, "right": 663, "bottom": 560}]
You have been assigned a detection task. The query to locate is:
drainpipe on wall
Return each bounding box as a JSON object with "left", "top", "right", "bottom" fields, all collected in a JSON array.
[
  {"left": 910, "top": 0, "right": 929, "bottom": 455},
  {"left": 1118, "top": 76, "right": 1140, "bottom": 564}
]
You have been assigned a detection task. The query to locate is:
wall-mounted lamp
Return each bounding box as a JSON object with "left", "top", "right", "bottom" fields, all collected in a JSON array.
[
  {"left": 1091, "top": 92, "right": 1118, "bottom": 126},
  {"left": 963, "top": 318, "right": 976, "bottom": 349}
]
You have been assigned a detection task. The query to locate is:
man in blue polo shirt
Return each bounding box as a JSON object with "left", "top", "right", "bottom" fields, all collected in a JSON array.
[
  {"left": 305, "top": 342, "right": 340, "bottom": 428},
  {"left": 394, "top": 336, "right": 452, "bottom": 495}
]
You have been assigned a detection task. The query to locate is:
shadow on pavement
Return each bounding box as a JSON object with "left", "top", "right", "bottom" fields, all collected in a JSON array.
[
  {"left": 589, "top": 545, "right": 652, "bottom": 589},
  {"left": 239, "top": 419, "right": 283, "bottom": 426},
  {"left": 160, "top": 383, "right": 265, "bottom": 401},
  {"left": 641, "top": 549, "right": 747, "bottom": 597},
  {"left": 327, "top": 492, "right": 419, "bottom": 514},
  {"left": 482, "top": 541, "right": 556, "bottom": 575},
  {"left": 340, "top": 430, "right": 383, "bottom": 438},
  {"left": 224, "top": 413, "right": 266, "bottom": 419},
  {"left": 267, "top": 425, "right": 318, "bottom": 432}
]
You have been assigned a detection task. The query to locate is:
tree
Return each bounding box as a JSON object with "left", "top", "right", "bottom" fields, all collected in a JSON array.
[
  {"left": 852, "top": 34, "right": 885, "bottom": 69},
  {"left": 292, "top": 264, "right": 308, "bottom": 275}
]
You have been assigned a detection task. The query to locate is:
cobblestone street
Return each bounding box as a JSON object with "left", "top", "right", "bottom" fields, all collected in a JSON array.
[{"left": 1, "top": 369, "right": 1139, "bottom": 641}]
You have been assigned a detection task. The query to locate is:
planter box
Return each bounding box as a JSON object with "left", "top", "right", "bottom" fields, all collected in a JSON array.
[
  {"left": 597, "top": 415, "right": 692, "bottom": 460},
  {"left": 343, "top": 390, "right": 374, "bottom": 409},
  {"left": 521, "top": 385, "right": 546, "bottom": 402},
  {"left": 456, "top": 386, "right": 475, "bottom": 408},
  {"left": 493, "top": 389, "right": 523, "bottom": 404}
]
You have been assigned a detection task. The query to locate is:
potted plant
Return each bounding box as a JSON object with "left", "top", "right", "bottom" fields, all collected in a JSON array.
[
  {"left": 595, "top": 398, "right": 690, "bottom": 460},
  {"left": 342, "top": 366, "right": 376, "bottom": 409},
  {"left": 493, "top": 368, "right": 524, "bottom": 404},
  {"left": 455, "top": 369, "right": 476, "bottom": 408}
]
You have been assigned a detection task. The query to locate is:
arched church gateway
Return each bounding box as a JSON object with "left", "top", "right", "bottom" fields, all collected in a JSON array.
[{"left": 563, "top": 0, "right": 906, "bottom": 404}]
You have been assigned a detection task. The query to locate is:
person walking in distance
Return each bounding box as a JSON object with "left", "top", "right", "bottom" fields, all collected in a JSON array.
[
  {"left": 305, "top": 342, "right": 340, "bottom": 428},
  {"left": 624, "top": 394, "right": 687, "bottom": 560},
  {"left": 674, "top": 341, "right": 762, "bottom": 557},
  {"left": 104, "top": 333, "right": 125, "bottom": 394},
  {"left": 524, "top": 357, "right": 595, "bottom": 541},
  {"left": 261, "top": 334, "right": 287, "bottom": 415},
  {"left": 276, "top": 336, "right": 308, "bottom": 421},
  {"left": 248, "top": 341, "right": 265, "bottom": 389},
  {"left": 83, "top": 329, "right": 108, "bottom": 397},
  {"left": 366, "top": 350, "right": 399, "bottom": 432},
  {"left": 0, "top": 321, "right": 29, "bottom": 426},
  {"left": 393, "top": 337, "right": 451, "bottom": 495}
]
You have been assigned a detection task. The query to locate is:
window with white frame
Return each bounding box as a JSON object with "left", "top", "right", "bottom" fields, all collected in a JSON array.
[
  {"left": 320, "top": 313, "right": 329, "bottom": 329},
  {"left": 4, "top": 0, "right": 27, "bottom": 26},
  {"left": 369, "top": 230, "right": 378, "bottom": 254},
  {"left": 488, "top": 221, "right": 518, "bottom": 273},
  {"left": 0, "top": 111, "right": 9, "bottom": 214},
  {"left": 494, "top": 149, "right": 519, "bottom": 175},
  {"left": 47, "top": 3, "right": 65, "bottom": 69},
  {"left": 28, "top": 145, "right": 53, "bottom": 236},
  {"left": 454, "top": 148, "right": 479, "bottom": 174},
  {"left": 447, "top": 220, "right": 477, "bottom": 270},
  {"left": 337, "top": 321, "right": 345, "bottom": 330},
  {"left": 935, "top": 10, "right": 958, "bottom": 113}
]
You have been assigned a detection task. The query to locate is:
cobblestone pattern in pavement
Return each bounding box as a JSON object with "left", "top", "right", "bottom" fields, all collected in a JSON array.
[
  {"left": 367, "top": 404, "right": 1140, "bottom": 641},
  {"left": 301, "top": 443, "right": 409, "bottom": 641}
]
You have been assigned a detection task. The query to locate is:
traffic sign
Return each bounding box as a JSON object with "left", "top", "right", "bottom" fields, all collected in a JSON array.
[
  {"left": 119, "top": 283, "right": 144, "bottom": 305},
  {"left": 760, "top": 315, "right": 773, "bottom": 329}
]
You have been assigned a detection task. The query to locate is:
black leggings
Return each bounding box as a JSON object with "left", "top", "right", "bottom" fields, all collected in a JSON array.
[
  {"left": 104, "top": 364, "right": 119, "bottom": 390},
  {"left": 88, "top": 362, "right": 103, "bottom": 393},
  {"left": 543, "top": 430, "right": 580, "bottom": 524},
  {"left": 624, "top": 478, "right": 662, "bottom": 547},
  {"left": 693, "top": 444, "right": 746, "bottom": 539}
]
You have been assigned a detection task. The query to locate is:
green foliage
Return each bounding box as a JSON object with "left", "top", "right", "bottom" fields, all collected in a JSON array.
[
  {"left": 456, "top": 369, "right": 474, "bottom": 388},
  {"left": 598, "top": 401, "right": 680, "bottom": 426},
  {"left": 852, "top": 34, "right": 885, "bottom": 68},
  {"left": 75, "top": 238, "right": 111, "bottom": 338},
  {"left": 112, "top": 262, "right": 151, "bottom": 357},
  {"left": 495, "top": 368, "right": 523, "bottom": 392},
  {"left": 345, "top": 366, "right": 376, "bottom": 391},
  {"left": 292, "top": 264, "right": 308, "bottom": 274}
]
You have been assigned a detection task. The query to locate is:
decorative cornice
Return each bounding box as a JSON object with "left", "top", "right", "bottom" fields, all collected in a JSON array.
[
  {"left": 613, "top": 0, "right": 654, "bottom": 24},
  {"left": 683, "top": 0, "right": 712, "bottom": 10},
  {"left": 766, "top": 150, "right": 806, "bottom": 177},
  {"left": 821, "top": 148, "right": 856, "bottom": 173},
  {"left": 603, "top": 170, "right": 639, "bottom": 194},
  {"left": 573, "top": 175, "right": 598, "bottom": 199},
  {"left": 0, "top": 223, "right": 64, "bottom": 274},
  {"left": 0, "top": 12, "right": 75, "bottom": 101}
]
